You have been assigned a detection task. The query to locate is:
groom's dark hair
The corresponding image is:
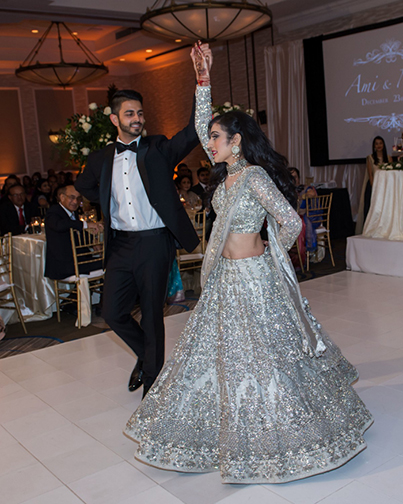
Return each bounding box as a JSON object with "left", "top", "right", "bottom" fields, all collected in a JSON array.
[{"left": 111, "top": 90, "right": 143, "bottom": 115}]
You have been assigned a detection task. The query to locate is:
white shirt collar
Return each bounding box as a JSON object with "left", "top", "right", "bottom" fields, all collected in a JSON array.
[
  {"left": 59, "top": 202, "right": 75, "bottom": 219},
  {"left": 116, "top": 136, "right": 141, "bottom": 147}
]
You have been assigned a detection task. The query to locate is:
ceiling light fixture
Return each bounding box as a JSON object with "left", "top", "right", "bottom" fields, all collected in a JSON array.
[
  {"left": 16, "top": 21, "right": 108, "bottom": 87},
  {"left": 31, "top": 29, "right": 39, "bottom": 34},
  {"left": 140, "top": 0, "right": 272, "bottom": 42},
  {"left": 145, "top": 49, "right": 153, "bottom": 53}
]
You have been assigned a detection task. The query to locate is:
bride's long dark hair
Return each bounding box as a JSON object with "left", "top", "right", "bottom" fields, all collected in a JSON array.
[{"left": 207, "top": 111, "right": 297, "bottom": 209}]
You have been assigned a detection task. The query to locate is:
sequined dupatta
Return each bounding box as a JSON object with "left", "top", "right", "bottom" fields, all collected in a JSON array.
[{"left": 266, "top": 214, "right": 326, "bottom": 357}]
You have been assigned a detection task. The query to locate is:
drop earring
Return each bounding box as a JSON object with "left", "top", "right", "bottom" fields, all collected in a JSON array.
[{"left": 231, "top": 145, "right": 241, "bottom": 160}]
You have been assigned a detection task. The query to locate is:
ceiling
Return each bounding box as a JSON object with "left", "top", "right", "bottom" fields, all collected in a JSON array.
[{"left": 0, "top": 0, "right": 398, "bottom": 76}]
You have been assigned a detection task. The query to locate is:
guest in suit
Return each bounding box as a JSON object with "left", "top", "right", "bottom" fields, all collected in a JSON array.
[
  {"left": 191, "top": 166, "right": 210, "bottom": 208},
  {"left": 0, "top": 175, "right": 19, "bottom": 205},
  {"left": 44, "top": 185, "right": 101, "bottom": 280},
  {"left": 0, "top": 184, "right": 34, "bottom": 235},
  {"left": 75, "top": 54, "right": 206, "bottom": 397}
]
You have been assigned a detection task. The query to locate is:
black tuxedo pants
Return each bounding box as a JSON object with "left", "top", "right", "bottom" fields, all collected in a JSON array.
[{"left": 102, "top": 228, "right": 175, "bottom": 387}]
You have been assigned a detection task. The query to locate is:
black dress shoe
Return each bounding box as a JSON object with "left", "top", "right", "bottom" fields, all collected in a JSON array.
[
  {"left": 142, "top": 384, "right": 151, "bottom": 399},
  {"left": 128, "top": 359, "right": 143, "bottom": 392}
]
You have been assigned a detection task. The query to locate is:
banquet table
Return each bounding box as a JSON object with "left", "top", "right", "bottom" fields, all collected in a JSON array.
[
  {"left": 0, "top": 233, "right": 55, "bottom": 325},
  {"left": 362, "top": 170, "right": 403, "bottom": 240},
  {"left": 0, "top": 232, "right": 94, "bottom": 327}
]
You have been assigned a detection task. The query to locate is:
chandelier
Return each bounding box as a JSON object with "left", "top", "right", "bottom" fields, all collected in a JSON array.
[
  {"left": 140, "top": 0, "right": 272, "bottom": 42},
  {"left": 15, "top": 21, "right": 108, "bottom": 87}
]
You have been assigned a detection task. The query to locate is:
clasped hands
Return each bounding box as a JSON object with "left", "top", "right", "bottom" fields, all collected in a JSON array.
[{"left": 191, "top": 40, "right": 213, "bottom": 86}]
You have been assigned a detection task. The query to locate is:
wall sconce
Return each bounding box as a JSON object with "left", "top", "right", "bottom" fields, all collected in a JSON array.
[{"left": 48, "top": 129, "right": 64, "bottom": 144}]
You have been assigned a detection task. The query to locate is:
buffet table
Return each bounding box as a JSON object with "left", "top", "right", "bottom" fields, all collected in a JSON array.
[{"left": 362, "top": 170, "right": 403, "bottom": 240}]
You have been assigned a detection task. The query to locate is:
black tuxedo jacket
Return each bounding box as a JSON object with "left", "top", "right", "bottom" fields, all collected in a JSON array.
[
  {"left": 75, "top": 99, "right": 200, "bottom": 256},
  {"left": 44, "top": 204, "right": 85, "bottom": 280},
  {"left": 0, "top": 200, "right": 34, "bottom": 235},
  {"left": 191, "top": 183, "right": 205, "bottom": 197}
]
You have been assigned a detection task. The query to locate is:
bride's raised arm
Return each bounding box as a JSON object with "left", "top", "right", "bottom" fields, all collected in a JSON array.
[{"left": 191, "top": 42, "right": 215, "bottom": 165}]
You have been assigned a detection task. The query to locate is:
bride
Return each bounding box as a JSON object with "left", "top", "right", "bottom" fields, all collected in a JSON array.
[{"left": 124, "top": 43, "right": 373, "bottom": 484}]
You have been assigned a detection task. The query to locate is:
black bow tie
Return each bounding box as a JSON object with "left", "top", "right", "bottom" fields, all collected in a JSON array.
[{"left": 116, "top": 142, "right": 138, "bottom": 154}]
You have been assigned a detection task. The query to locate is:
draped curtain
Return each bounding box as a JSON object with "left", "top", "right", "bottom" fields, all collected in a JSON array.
[{"left": 264, "top": 40, "right": 366, "bottom": 220}]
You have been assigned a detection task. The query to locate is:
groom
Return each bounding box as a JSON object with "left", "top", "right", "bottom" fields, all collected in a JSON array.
[{"left": 75, "top": 63, "right": 206, "bottom": 396}]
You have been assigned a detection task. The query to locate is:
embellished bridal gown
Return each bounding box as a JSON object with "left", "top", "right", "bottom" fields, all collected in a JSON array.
[{"left": 124, "top": 86, "right": 373, "bottom": 484}]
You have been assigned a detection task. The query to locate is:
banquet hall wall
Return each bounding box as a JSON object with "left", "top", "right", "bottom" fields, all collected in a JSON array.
[{"left": 0, "top": 1, "right": 401, "bottom": 181}]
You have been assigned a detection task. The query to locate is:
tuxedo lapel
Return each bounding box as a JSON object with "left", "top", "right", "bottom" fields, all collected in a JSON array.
[
  {"left": 137, "top": 138, "right": 150, "bottom": 196},
  {"left": 99, "top": 143, "right": 116, "bottom": 221}
]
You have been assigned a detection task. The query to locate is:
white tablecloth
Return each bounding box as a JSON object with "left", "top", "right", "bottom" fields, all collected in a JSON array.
[
  {"left": 363, "top": 170, "right": 403, "bottom": 240},
  {"left": 0, "top": 233, "right": 92, "bottom": 327}
]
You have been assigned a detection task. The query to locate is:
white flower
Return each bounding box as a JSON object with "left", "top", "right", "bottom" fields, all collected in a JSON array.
[
  {"left": 69, "top": 148, "right": 77, "bottom": 155},
  {"left": 81, "top": 147, "right": 90, "bottom": 156},
  {"left": 78, "top": 115, "right": 86, "bottom": 124},
  {"left": 246, "top": 108, "right": 254, "bottom": 116},
  {"left": 81, "top": 122, "right": 92, "bottom": 133},
  {"left": 233, "top": 105, "right": 240, "bottom": 110},
  {"left": 88, "top": 102, "right": 97, "bottom": 110},
  {"left": 223, "top": 101, "right": 231, "bottom": 108},
  {"left": 212, "top": 112, "right": 220, "bottom": 118},
  {"left": 397, "top": 163, "right": 401, "bottom": 168},
  {"left": 106, "top": 133, "right": 111, "bottom": 139},
  {"left": 103, "top": 106, "right": 112, "bottom": 116},
  {"left": 141, "top": 129, "right": 147, "bottom": 137},
  {"left": 86, "top": 116, "right": 91, "bottom": 122}
]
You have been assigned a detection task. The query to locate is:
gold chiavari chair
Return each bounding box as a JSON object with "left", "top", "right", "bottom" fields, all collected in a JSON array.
[
  {"left": 305, "top": 193, "right": 335, "bottom": 271},
  {"left": 176, "top": 209, "right": 207, "bottom": 272},
  {"left": 0, "top": 233, "right": 27, "bottom": 334},
  {"left": 54, "top": 227, "right": 104, "bottom": 329}
]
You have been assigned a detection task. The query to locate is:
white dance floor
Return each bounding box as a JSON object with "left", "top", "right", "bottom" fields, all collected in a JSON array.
[{"left": 1, "top": 270, "right": 403, "bottom": 504}]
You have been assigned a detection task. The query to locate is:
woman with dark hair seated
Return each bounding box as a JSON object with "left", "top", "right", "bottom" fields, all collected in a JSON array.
[
  {"left": 125, "top": 43, "right": 372, "bottom": 485},
  {"left": 175, "top": 174, "right": 202, "bottom": 211},
  {"left": 31, "top": 178, "right": 52, "bottom": 215}
]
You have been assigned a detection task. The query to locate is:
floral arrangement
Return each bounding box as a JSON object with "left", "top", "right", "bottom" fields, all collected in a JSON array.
[
  {"left": 54, "top": 102, "right": 117, "bottom": 170},
  {"left": 380, "top": 161, "right": 403, "bottom": 170},
  {"left": 212, "top": 102, "right": 254, "bottom": 118}
]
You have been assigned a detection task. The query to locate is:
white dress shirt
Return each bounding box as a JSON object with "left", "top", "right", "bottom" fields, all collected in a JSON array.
[{"left": 110, "top": 137, "right": 165, "bottom": 231}]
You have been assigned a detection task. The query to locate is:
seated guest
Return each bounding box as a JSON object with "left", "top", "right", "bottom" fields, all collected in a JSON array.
[
  {"left": 289, "top": 167, "right": 321, "bottom": 267},
  {"left": 45, "top": 184, "right": 102, "bottom": 280},
  {"left": 175, "top": 175, "right": 202, "bottom": 211},
  {"left": 23, "top": 175, "right": 35, "bottom": 201},
  {"left": 48, "top": 174, "right": 58, "bottom": 203},
  {"left": 31, "top": 172, "right": 42, "bottom": 188},
  {"left": 31, "top": 178, "right": 52, "bottom": 215},
  {"left": 0, "top": 175, "right": 19, "bottom": 204},
  {"left": 174, "top": 162, "right": 193, "bottom": 181},
  {"left": 0, "top": 184, "right": 35, "bottom": 235},
  {"left": 191, "top": 167, "right": 210, "bottom": 209}
]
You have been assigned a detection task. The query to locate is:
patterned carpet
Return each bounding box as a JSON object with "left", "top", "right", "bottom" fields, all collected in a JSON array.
[{"left": 0, "top": 239, "right": 347, "bottom": 358}]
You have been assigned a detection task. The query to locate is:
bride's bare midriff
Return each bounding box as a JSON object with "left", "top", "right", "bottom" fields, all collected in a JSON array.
[{"left": 221, "top": 232, "right": 265, "bottom": 259}]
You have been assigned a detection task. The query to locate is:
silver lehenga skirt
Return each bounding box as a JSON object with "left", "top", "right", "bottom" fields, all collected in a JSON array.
[{"left": 124, "top": 248, "right": 373, "bottom": 484}]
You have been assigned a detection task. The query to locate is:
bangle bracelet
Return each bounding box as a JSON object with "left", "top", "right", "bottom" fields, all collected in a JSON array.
[{"left": 197, "top": 79, "right": 210, "bottom": 86}]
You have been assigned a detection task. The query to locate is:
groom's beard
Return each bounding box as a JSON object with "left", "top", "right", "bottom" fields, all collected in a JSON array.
[{"left": 118, "top": 119, "right": 144, "bottom": 139}]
